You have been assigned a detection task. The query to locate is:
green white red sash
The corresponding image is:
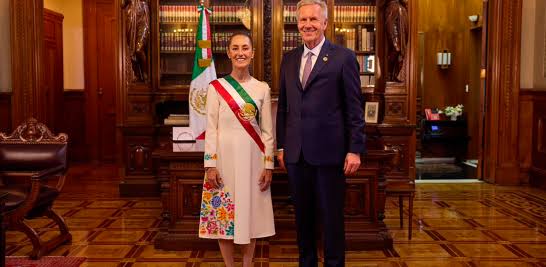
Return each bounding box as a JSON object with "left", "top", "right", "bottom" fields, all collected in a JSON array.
[{"left": 210, "top": 77, "right": 264, "bottom": 153}]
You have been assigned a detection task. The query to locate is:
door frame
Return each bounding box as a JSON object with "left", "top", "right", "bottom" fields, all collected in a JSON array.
[
  {"left": 481, "top": 0, "right": 522, "bottom": 185},
  {"left": 408, "top": 0, "right": 523, "bottom": 185}
]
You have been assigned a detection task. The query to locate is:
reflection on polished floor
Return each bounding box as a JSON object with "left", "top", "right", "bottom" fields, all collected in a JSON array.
[{"left": 5, "top": 164, "right": 546, "bottom": 266}]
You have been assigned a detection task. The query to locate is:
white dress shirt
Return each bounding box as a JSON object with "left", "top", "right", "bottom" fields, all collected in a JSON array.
[{"left": 299, "top": 37, "right": 326, "bottom": 83}]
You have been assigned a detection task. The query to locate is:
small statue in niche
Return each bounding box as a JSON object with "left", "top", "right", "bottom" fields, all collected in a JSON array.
[
  {"left": 385, "top": 0, "right": 409, "bottom": 83},
  {"left": 122, "top": 0, "right": 150, "bottom": 82}
]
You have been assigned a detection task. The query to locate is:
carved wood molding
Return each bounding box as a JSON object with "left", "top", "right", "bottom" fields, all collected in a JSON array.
[
  {"left": 0, "top": 117, "right": 68, "bottom": 144},
  {"left": 485, "top": 0, "right": 523, "bottom": 184},
  {"left": 9, "top": 0, "right": 45, "bottom": 128},
  {"left": 263, "top": 0, "right": 272, "bottom": 85}
]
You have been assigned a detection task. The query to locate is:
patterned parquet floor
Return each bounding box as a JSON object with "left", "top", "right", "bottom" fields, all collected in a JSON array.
[{"left": 5, "top": 164, "right": 546, "bottom": 266}]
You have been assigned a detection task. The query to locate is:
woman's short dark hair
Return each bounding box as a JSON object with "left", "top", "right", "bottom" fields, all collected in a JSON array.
[{"left": 227, "top": 32, "right": 253, "bottom": 49}]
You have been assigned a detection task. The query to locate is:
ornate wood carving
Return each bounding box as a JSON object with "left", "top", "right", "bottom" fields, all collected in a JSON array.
[
  {"left": 0, "top": 117, "right": 67, "bottom": 144},
  {"left": 263, "top": 0, "right": 272, "bottom": 85},
  {"left": 385, "top": 101, "right": 405, "bottom": 117},
  {"left": 9, "top": 0, "right": 45, "bottom": 128}
]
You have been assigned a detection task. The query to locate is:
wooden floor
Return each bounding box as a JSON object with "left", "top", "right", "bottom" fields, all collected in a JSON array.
[{"left": 6, "top": 164, "right": 546, "bottom": 266}]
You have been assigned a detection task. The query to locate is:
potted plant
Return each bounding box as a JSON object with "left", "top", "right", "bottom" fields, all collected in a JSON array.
[{"left": 443, "top": 104, "right": 464, "bottom": 121}]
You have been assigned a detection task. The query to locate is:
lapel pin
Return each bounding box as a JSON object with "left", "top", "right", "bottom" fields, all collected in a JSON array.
[{"left": 323, "top": 56, "right": 328, "bottom": 62}]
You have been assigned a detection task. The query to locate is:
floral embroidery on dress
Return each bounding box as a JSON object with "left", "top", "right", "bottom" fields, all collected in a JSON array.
[
  {"left": 204, "top": 153, "right": 218, "bottom": 161},
  {"left": 199, "top": 179, "right": 235, "bottom": 238}
]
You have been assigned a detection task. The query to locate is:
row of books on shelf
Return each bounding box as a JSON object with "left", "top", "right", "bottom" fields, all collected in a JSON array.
[
  {"left": 158, "top": 5, "right": 376, "bottom": 24},
  {"left": 283, "top": 32, "right": 303, "bottom": 51},
  {"left": 334, "top": 5, "right": 376, "bottom": 23},
  {"left": 283, "top": 5, "right": 376, "bottom": 24},
  {"left": 283, "top": 6, "right": 298, "bottom": 23},
  {"left": 356, "top": 55, "right": 375, "bottom": 73},
  {"left": 160, "top": 5, "right": 246, "bottom": 23},
  {"left": 160, "top": 32, "right": 244, "bottom": 52},
  {"left": 161, "top": 31, "right": 195, "bottom": 52},
  {"left": 334, "top": 27, "right": 375, "bottom": 52}
]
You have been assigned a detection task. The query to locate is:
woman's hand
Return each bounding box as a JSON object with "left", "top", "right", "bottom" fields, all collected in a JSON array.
[
  {"left": 206, "top": 168, "right": 223, "bottom": 188},
  {"left": 259, "top": 169, "right": 273, "bottom": 192}
]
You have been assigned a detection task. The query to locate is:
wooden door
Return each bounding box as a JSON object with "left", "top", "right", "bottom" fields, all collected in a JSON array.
[
  {"left": 84, "top": 0, "right": 119, "bottom": 162},
  {"left": 43, "top": 9, "right": 64, "bottom": 132}
]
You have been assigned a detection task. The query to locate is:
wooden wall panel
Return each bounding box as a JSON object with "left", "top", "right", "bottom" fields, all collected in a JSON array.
[
  {"left": 520, "top": 89, "right": 546, "bottom": 188},
  {"left": 0, "top": 92, "right": 11, "bottom": 133},
  {"left": 61, "top": 91, "right": 87, "bottom": 162},
  {"left": 417, "top": 0, "right": 484, "bottom": 161},
  {"left": 418, "top": 0, "right": 479, "bottom": 110},
  {"left": 519, "top": 91, "right": 534, "bottom": 183},
  {"left": 421, "top": 31, "right": 466, "bottom": 109}
]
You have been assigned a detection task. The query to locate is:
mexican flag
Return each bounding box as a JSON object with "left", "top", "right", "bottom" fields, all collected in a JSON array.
[{"left": 189, "top": 4, "right": 216, "bottom": 140}]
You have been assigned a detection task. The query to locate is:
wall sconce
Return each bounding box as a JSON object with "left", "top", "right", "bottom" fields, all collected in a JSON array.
[{"left": 437, "top": 49, "right": 451, "bottom": 69}]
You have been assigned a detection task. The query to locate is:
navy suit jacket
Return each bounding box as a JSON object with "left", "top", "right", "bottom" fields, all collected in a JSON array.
[{"left": 276, "top": 39, "right": 366, "bottom": 165}]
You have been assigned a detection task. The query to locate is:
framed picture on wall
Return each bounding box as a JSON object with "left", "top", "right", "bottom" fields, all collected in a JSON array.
[{"left": 364, "top": 102, "right": 379, "bottom": 124}]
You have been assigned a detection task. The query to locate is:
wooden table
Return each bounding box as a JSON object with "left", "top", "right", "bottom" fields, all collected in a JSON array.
[{"left": 153, "top": 141, "right": 396, "bottom": 251}]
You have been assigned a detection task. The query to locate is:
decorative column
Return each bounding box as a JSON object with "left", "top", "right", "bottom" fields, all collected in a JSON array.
[
  {"left": 10, "top": 0, "right": 45, "bottom": 128},
  {"left": 484, "top": 0, "right": 523, "bottom": 185}
]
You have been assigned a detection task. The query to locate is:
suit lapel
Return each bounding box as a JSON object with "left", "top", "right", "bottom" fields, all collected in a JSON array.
[
  {"left": 304, "top": 39, "right": 332, "bottom": 90},
  {"left": 294, "top": 46, "right": 304, "bottom": 91}
]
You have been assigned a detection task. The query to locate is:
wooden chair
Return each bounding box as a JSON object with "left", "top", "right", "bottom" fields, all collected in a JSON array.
[
  {"left": 0, "top": 118, "right": 72, "bottom": 259},
  {"left": 386, "top": 182, "right": 415, "bottom": 240}
]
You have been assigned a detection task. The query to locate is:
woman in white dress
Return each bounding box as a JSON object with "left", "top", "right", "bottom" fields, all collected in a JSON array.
[{"left": 199, "top": 33, "right": 275, "bottom": 267}]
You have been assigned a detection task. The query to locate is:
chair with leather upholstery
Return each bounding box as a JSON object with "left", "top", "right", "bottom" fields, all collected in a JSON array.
[{"left": 0, "top": 118, "right": 72, "bottom": 259}]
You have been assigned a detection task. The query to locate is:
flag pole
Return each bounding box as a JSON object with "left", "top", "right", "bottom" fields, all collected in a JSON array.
[{"left": 189, "top": 0, "right": 217, "bottom": 140}]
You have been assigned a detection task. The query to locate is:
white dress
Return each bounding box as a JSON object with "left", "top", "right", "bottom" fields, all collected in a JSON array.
[{"left": 199, "top": 77, "right": 275, "bottom": 244}]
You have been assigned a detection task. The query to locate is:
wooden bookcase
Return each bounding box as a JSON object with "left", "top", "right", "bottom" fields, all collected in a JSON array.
[
  {"left": 271, "top": 0, "right": 414, "bottom": 187},
  {"left": 121, "top": 0, "right": 414, "bottom": 196},
  {"left": 272, "top": 0, "right": 383, "bottom": 95},
  {"left": 120, "top": 0, "right": 264, "bottom": 196}
]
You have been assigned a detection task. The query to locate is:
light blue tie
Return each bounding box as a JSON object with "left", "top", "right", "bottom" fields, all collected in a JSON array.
[{"left": 302, "top": 52, "right": 313, "bottom": 88}]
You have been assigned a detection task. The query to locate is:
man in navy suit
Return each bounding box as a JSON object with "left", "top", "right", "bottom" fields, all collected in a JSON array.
[{"left": 275, "top": 0, "right": 365, "bottom": 266}]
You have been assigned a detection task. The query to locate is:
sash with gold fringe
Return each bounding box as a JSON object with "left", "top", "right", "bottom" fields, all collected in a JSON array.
[{"left": 210, "top": 77, "right": 264, "bottom": 153}]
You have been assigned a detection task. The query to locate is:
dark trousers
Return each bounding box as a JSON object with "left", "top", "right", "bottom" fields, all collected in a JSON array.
[{"left": 286, "top": 154, "right": 346, "bottom": 267}]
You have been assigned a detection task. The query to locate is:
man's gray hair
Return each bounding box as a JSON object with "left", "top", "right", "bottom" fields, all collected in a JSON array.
[{"left": 296, "top": 0, "right": 328, "bottom": 20}]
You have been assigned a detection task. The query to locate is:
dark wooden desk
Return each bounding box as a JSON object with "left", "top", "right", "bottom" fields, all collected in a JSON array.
[{"left": 153, "top": 142, "right": 396, "bottom": 251}]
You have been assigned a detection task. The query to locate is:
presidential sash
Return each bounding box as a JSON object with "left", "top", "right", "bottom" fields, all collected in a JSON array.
[{"left": 210, "top": 77, "right": 265, "bottom": 153}]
